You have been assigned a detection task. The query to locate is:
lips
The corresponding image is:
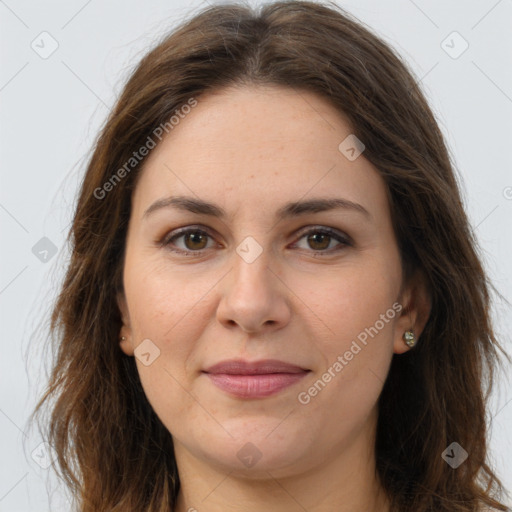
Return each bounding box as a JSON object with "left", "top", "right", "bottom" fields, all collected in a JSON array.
[
  {"left": 204, "top": 359, "right": 308, "bottom": 375},
  {"left": 202, "top": 359, "right": 310, "bottom": 398}
]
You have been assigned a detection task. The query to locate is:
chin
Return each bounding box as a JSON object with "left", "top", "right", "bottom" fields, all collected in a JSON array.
[{"left": 193, "top": 428, "right": 311, "bottom": 477}]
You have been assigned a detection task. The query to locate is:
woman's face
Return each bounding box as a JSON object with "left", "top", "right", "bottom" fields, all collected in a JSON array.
[{"left": 118, "top": 85, "right": 420, "bottom": 478}]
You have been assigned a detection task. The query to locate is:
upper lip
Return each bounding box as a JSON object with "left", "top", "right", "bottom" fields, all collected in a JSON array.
[{"left": 203, "top": 359, "right": 309, "bottom": 375}]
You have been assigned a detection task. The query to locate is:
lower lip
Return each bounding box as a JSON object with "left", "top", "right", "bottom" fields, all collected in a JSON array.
[{"left": 205, "top": 372, "right": 308, "bottom": 398}]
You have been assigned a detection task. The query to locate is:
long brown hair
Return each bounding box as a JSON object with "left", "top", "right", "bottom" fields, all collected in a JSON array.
[{"left": 29, "top": 1, "right": 510, "bottom": 510}]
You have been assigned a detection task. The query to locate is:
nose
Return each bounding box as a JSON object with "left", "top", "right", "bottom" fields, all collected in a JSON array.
[{"left": 216, "top": 248, "right": 291, "bottom": 334}]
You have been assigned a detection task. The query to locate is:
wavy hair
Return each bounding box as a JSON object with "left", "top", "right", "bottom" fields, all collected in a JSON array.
[{"left": 30, "top": 1, "right": 509, "bottom": 510}]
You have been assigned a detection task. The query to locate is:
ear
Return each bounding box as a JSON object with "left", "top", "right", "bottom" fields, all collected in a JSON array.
[
  {"left": 393, "top": 269, "right": 431, "bottom": 354},
  {"left": 117, "top": 291, "right": 134, "bottom": 356}
]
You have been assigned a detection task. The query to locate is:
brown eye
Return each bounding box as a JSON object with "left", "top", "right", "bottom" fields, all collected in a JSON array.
[
  {"left": 306, "top": 232, "right": 331, "bottom": 251},
  {"left": 162, "top": 227, "right": 215, "bottom": 254},
  {"left": 294, "top": 227, "right": 351, "bottom": 254},
  {"left": 183, "top": 231, "right": 209, "bottom": 250}
]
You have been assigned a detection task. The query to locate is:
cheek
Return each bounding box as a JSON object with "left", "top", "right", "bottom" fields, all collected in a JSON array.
[
  {"left": 291, "top": 258, "right": 399, "bottom": 408},
  {"left": 122, "top": 256, "right": 206, "bottom": 406},
  {"left": 292, "top": 256, "right": 400, "bottom": 344},
  {"left": 124, "top": 253, "right": 216, "bottom": 341},
  {"left": 125, "top": 259, "right": 211, "bottom": 429}
]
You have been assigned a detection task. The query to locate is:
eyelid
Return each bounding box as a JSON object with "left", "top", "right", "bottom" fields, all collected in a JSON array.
[
  {"left": 293, "top": 225, "right": 352, "bottom": 244},
  {"left": 159, "top": 225, "right": 217, "bottom": 249},
  {"left": 290, "top": 225, "right": 353, "bottom": 254}
]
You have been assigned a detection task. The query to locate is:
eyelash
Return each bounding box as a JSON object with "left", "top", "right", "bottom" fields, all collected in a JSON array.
[{"left": 159, "top": 225, "right": 352, "bottom": 257}]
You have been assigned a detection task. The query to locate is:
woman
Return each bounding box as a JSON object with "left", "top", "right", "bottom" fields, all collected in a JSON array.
[{"left": 31, "top": 1, "right": 510, "bottom": 510}]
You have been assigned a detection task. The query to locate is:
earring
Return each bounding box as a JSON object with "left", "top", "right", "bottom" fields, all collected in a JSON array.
[
  {"left": 403, "top": 330, "right": 416, "bottom": 348},
  {"left": 120, "top": 336, "right": 126, "bottom": 341}
]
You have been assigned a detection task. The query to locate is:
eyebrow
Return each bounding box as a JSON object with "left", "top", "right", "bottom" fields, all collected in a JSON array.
[{"left": 143, "top": 195, "right": 371, "bottom": 221}]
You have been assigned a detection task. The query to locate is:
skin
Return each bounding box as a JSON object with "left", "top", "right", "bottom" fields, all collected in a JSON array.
[{"left": 117, "top": 84, "right": 430, "bottom": 512}]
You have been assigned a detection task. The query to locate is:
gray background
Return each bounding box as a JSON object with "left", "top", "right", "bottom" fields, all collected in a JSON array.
[{"left": 1, "top": 0, "right": 511, "bottom": 510}]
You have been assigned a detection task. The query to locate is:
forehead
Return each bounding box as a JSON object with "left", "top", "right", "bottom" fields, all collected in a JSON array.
[{"left": 131, "top": 85, "right": 388, "bottom": 221}]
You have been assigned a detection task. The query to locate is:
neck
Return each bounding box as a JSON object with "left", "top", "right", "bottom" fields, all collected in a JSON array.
[{"left": 172, "top": 422, "right": 390, "bottom": 512}]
